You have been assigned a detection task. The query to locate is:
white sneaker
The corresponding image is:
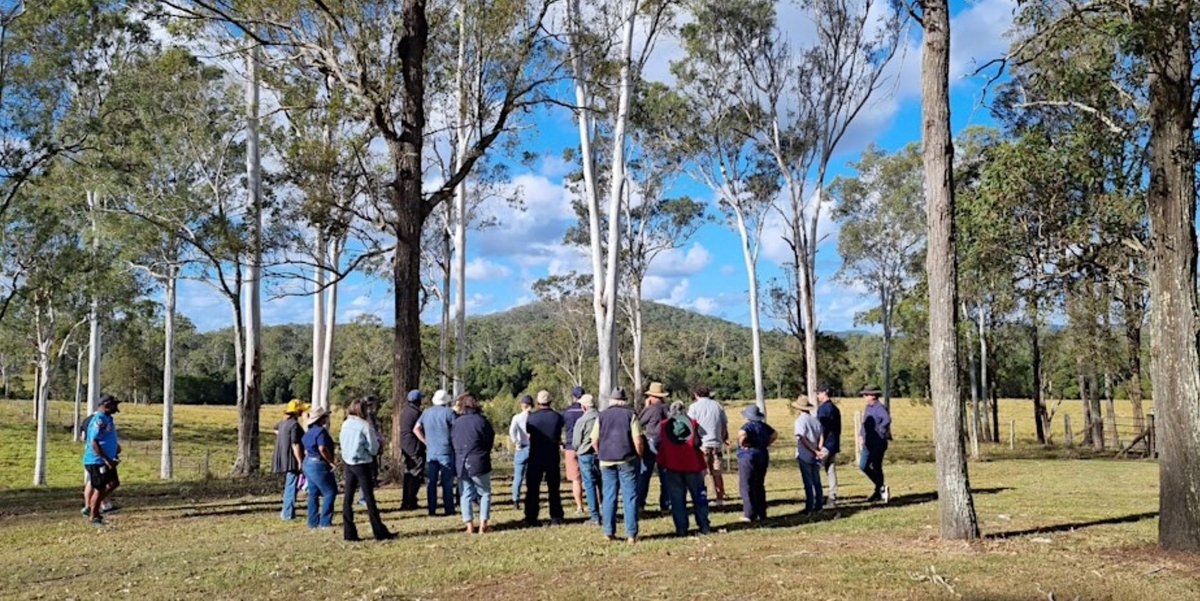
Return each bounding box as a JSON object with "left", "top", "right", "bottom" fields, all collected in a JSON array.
[
  {"left": 881, "top": 486, "right": 890, "bottom": 504},
  {"left": 826, "top": 496, "right": 837, "bottom": 508}
]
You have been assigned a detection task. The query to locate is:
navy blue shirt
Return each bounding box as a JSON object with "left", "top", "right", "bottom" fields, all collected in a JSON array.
[
  {"left": 526, "top": 407, "right": 563, "bottom": 465},
  {"left": 303, "top": 424, "right": 334, "bottom": 459},
  {"left": 817, "top": 401, "right": 841, "bottom": 454},
  {"left": 451, "top": 412, "right": 495, "bottom": 478},
  {"left": 737, "top": 421, "right": 776, "bottom": 459},
  {"left": 562, "top": 402, "right": 585, "bottom": 450}
]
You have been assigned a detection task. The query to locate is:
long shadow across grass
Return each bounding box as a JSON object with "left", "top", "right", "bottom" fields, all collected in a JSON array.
[{"left": 985, "top": 511, "right": 1159, "bottom": 540}]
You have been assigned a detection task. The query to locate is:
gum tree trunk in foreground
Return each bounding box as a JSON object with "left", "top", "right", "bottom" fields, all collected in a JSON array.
[{"left": 919, "top": 0, "right": 978, "bottom": 540}]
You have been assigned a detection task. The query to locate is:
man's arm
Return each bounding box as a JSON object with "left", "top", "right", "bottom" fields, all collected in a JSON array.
[
  {"left": 414, "top": 422, "right": 427, "bottom": 445},
  {"left": 91, "top": 438, "right": 114, "bottom": 468},
  {"left": 631, "top": 418, "right": 644, "bottom": 457}
]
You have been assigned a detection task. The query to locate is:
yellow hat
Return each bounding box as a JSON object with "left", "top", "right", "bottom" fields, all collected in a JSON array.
[{"left": 284, "top": 399, "right": 310, "bottom": 415}]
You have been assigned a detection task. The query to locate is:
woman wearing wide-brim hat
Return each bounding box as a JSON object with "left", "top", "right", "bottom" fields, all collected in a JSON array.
[
  {"left": 735, "top": 405, "right": 777, "bottom": 522},
  {"left": 301, "top": 407, "right": 338, "bottom": 528}
]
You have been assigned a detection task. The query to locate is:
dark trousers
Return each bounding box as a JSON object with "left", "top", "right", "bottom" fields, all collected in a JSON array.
[
  {"left": 636, "top": 449, "right": 668, "bottom": 513},
  {"left": 738, "top": 452, "right": 769, "bottom": 520},
  {"left": 401, "top": 451, "right": 425, "bottom": 509},
  {"left": 859, "top": 445, "right": 887, "bottom": 494},
  {"left": 524, "top": 459, "right": 564, "bottom": 525},
  {"left": 343, "top": 463, "right": 391, "bottom": 541}
]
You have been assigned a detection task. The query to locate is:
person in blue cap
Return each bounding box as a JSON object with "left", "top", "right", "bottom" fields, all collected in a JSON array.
[
  {"left": 399, "top": 389, "right": 426, "bottom": 510},
  {"left": 561, "top": 385, "right": 587, "bottom": 515}
]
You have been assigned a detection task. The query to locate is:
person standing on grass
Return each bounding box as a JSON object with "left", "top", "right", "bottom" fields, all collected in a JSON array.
[
  {"left": 524, "top": 390, "right": 565, "bottom": 527},
  {"left": 592, "top": 387, "right": 644, "bottom": 543},
  {"left": 688, "top": 385, "right": 729, "bottom": 506},
  {"left": 561, "top": 386, "right": 587, "bottom": 516},
  {"left": 82, "top": 394, "right": 122, "bottom": 526},
  {"left": 341, "top": 398, "right": 397, "bottom": 541},
  {"left": 572, "top": 393, "right": 602, "bottom": 525},
  {"left": 451, "top": 394, "right": 495, "bottom": 534},
  {"left": 657, "top": 400, "right": 711, "bottom": 537},
  {"left": 302, "top": 407, "right": 338, "bottom": 529},
  {"left": 80, "top": 411, "right": 115, "bottom": 517},
  {"left": 637, "top": 382, "right": 671, "bottom": 515},
  {"left": 736, "top": 405, "right": 777, "bottom": 522},
  {"left": 792, "top": 396, "right": 825, "bottom": 514},
  {"left": 815, "top": 384, "right": 841, "bottom": 507},
  {"left": 858, "top": 386, "right": 892, "bottom": 503},
  {"left": 509, "top": 394, "right": 533, "bottom": 509},
  {"left": 272, "top": 399, "right": 308, "bottom": 521},
  {"left": 414, "top": 389, "right": 456, "bottom": 516},
  {"left": 399, "top": 389, "right": 426, "bottom": 511}
]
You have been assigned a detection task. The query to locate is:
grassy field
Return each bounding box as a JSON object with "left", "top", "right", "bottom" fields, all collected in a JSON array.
[{"left": 1, "top": 397, "right": 1193, "bottom": 600}]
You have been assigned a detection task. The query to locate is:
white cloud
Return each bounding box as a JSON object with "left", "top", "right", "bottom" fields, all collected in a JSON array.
[
  {"left": 720, "top": 264, "right": 737, "bottom": 277},
  {"left": 474, "top": 173, "right": 576, "bottom": 257},
  {"left": 464, "top": 258, "right": 513, "bottom": 281},
  {"left": 648, "top": 243, "right": 712, "bottom": 277}
]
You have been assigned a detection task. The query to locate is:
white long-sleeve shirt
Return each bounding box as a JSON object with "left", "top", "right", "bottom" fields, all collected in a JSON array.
[
  {"left": 509, "top": 411, "right": 529, "bottom": 449},
  {"left": 339, "top": 416, "right": 379, "bottom": 465}
]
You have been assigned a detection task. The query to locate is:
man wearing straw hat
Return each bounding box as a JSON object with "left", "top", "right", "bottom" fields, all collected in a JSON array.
[
  {"left": 272, "top": 399, "right": 309, "bottom": 521},
  {"left": 858, "top": 385, "right": 892, "bottom": 503},
  {"left": 792, "top": 395, "right": 825, "bottom": 514},
  {"left": 636, "top": 382, "right": 671, "bottom": 514}
]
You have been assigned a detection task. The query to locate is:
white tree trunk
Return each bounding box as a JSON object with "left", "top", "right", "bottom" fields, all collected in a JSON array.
[
  {"left": 237, "top": 47, "right": 264, "bottom": 475},
  {"left": 33, "top": 354, "right": 51, "bottom": 486},
  {"left": 160, "top": 265, "right": 177, "bottom": 479},
  {"left": 73, "top": 347, "right": 83, "bottom": 441},
  {"left": 798, "top": 195, "right": 820, "bottom": 407},
  {"left": 319, "top": 240, "right": 341, "bottom": 410},
  {"left": 733, "top": 207, "right": 766, "bottom": 414},
  {"left": 978, "top": 304, "right": 990, "bottom": 442},
  {"left": 86, "top": 190, "right": 101, "bottom": 416},
  {"left": 311, "top": 230, "right": 326, "bottom": 409},
  {"left": 452, "top": 0, "right": 470, "bottom": 397}
]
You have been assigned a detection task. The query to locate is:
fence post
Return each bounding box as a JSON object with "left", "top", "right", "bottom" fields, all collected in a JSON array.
[
  {"left": 1009, "top": 419, "right": 1016, "bottom": 450},
  {"left": 1147, "top": 413, "right": 1156, "bottom": 459},
  {"left": 1064, "top": 415, "right": 1073, "bottom": 448}
]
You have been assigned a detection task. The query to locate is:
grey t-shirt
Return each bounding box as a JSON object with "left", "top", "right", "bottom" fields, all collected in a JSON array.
[
  {"left": 688, "top": 397, "right": 728, "bottom": 450},
  {"left": 793, "top": 413, "right": 823, "bottom": 464}
]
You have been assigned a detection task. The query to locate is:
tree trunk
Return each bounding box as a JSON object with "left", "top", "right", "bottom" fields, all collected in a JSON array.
[
  {"left": 964, "top": 301, "right": 980, "bottom": 459},
  {"left": 161, "top": 264, "right": 177, "bottom": 479},
  {"left": 1123, "top": 277, "right": 1145, "bottom": 430},
  {"left": 86, "top": 190, "right": 101, "bottom": 417},
  {"left": 235, "top": 47, "right": 264, "bottom": 476},
  {"left": 990, "top": 369, "right": 1000, "bottom": 444},
  {"left": 1078, "top": 364, "right": 1093, "bottom": 447},
  {"left": 311, "top": 230, "right": 326, "bottom": 409},
  {"left": 733, "top": 207, "right": 766, "bottom": 415},
  {"left": 390, "top": 0, "right": 429, "bottom": 462},
  {"left": 1030, "top": 308, "right": 1046, "bottom": 444},
  {"left": 1104, "top": 370, "right": 1119, "bottom": 449},
  {"left": 1088, "top": 355, "right": 1104, "bottom": 451},
  {"left": 452, "top": 0, "right": 470, "bottom": 398},
  {"left": 799, "top": 242, "right": 820, "bottom": 407},
  {"left": 439, "top": 203, "right": 452, "bottom": 391},
  {"left": 881, "top": 287, "right": 893, "bottom": 409},
  {"left": 1145, "top": 0, "right": 1200, "bottom": 553},
  {"left": 631, "top": 281, "right": 644, "bottom": 399},
  {"left": 920, "top": 0, "right": 978, "bottom": 540},
  {"left": 978, "top": 304, "right": 991, "bottom": 443},
  {"left": 73, "top": 346, "right": 83, "bottom": 441},
  {"left": 33, "top": 353, "right": 51, "bottom": 486},
  {"left": 319, "top": 240, "right": 340, "bottom": 410}
]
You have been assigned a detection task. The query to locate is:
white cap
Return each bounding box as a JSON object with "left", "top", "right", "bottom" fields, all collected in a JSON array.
[{"left": 432, "top": 389, "right": 450, "bottom": 406}]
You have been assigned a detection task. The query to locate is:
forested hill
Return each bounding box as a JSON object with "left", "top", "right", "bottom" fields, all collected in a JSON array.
[{"left": 24, "top": 300, "right": 1133, "bottom": 409}]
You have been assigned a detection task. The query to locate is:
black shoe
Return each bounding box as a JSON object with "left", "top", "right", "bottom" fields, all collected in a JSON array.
[
  {"left": 523, "top": 519, "right": 541, "bottom": 528},
  {"left": 549, "top": 518, "right": 565, "bottom": 526},
  {"left": 344, "top": 535, "right": 362, "bottom": 542},
  {"left": 866, "top": 493, "right": 882, "bottom": 503},
  {"left": 375, "top": 531, "right": 397, "bottom": 541}
]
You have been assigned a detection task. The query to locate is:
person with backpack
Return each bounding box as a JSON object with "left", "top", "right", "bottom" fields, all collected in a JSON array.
[
  {"left": 657, "top": 401, "right": 711, "bottom": 537},
  {"left": 858, "top": 386, "right": 892, "bottom": 503},
  {"left": 591, "top": 387, "right": 644, "bottom": 543},
  {"left": 272, "top": 399, "right": 308, "bottom": 521},
  {"left": 736, "top": 405, "right": 777, "bottom": 522},
  {"left": 571, "top": 394, "right": 602, "bottom": 525}
]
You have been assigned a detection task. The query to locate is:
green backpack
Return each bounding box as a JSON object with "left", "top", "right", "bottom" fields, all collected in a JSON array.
[{"left": 665, "top": 415, "right": 696, "bottom": 447}]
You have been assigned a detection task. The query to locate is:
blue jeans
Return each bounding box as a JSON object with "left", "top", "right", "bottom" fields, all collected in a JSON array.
[
  {"left": 636, "top": 450, "right": 668, "bottom": 513},
  {"left": 859, "top": 446, "right": 886, "bottom": 495},
  {"left": 281, "top": 471, "right": 299, "bottom": 520},
  {"left": 511, "top": 447, "right": 529, "bottom": 504},
  {"left": 460, "top": 473, "right": 492, "bottom": 524},
  {"left": 600, "top": 460, "right": 639, "bottom": 539},
  {"left": 663, "top": 470, "right": 710, "bottom": 536},
  {"left": 797, "top": 458, "right": 823, "bottom": 513},
  {"left": 577, "top": 452, "right": 601, "bottom": 522},
  {"left": 738, "top": 452, "right": 769, "bottom": 520},
  {"left": 426, "top": 455, "right": 456, "bottom": 515},
  {"left": 302, "top": 458, "right": 337, "bottom": 528}
]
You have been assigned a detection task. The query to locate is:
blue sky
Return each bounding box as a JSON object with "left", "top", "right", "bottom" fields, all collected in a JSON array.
[{"left": 178, "top": 0, "right": 1018, "bottom": 334}]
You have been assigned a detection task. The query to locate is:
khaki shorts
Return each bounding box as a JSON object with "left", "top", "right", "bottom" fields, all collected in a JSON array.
[
  {"left": 564, "top": 450, "right": 581, "bottom": 481},
  {"left": 703, "top": 447, "right": 724, "bottom": 473}
]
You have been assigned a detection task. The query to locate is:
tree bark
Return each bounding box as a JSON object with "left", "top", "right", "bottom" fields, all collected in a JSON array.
[
  {"left": 452, "top": 0, "right": 470, "bottom": 398},
  {"left": 161, "top": 263, "right": 177, "bottom": 479},
  {"left": 311, "top": 230, "right": 326, "bottom": 409},
  {"left": 319, "top": 240, "right": 340, "bottom": 410},
  {"left": 235, "top": 47, "right": 264, "bottom": 476},
  {"left": 978, "top": 304, "right": 991, "bottom": 443},
  {"left": 439, "top": 203, "right": 452, "bottom": 391},
  {"left": 86, "top": 190, "right": 101, "bottom": 416},
  {"left": 733, "top": 207, "right": 767, "bottom": 415},
  {"left": 73, "top": 346, "right": 83, "bottom": 441},
  {"left": 1030, "top": 307, "right": 1047, "bottom": 444},
  {"left": 881, "top": 286, "right": 893, "bottom": 409},
  {"left": 799, "top": 244, "right": 819, "bottom": 407},
  {"left": 920, "top": 0, "right": 978, "bottom": 540},
  {"left": 1122, "top": 277, "right": 1145, "bottom": 430},
  {"left": 390, "top": 0, "right": 429, "bottom": 462},
  {"left": 1145, "top": 0, "right": 1200, "bottom": 553},
  {"left": 964, "top": 301, "right": 980, "bottom": 459}
]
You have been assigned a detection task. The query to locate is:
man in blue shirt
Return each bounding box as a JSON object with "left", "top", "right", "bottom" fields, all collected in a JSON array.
[
  {"left": 83, "top": 394, "right": 122, "bottom": 525},
  {"left": 857, "top": 386, "right": 892, "bottom": 503},
  {"left": 815, "top": 384, "right": 842, "bottom": 507},
  {"left": 414, "top": 389, "right": 457, "bottom": 516}
]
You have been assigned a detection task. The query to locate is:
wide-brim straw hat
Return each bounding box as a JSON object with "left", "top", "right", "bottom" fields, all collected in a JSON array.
[
  {"left": 645, "top": 382, "right": 669, "bottom": 398},
  {"left": 791, "top": 396, "right": 817, "bottom": 412},
  {"left": 284, "top": 399, "right": 310, "bottom": 415},
  {"left": 859, "top": 385, "right": 883, "bottom": 397},
  {"left": 305, "top": 407, "right": 329, "bottom": 427}
]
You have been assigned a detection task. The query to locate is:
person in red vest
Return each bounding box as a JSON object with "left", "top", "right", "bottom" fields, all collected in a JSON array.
[{"left": 657, "top": 400, "right": 711, "bottom": 536}]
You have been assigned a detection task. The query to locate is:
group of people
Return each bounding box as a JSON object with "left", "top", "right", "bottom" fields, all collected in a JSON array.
[{"left": 79, "top": 380, "right": 893, "bottom": 541}]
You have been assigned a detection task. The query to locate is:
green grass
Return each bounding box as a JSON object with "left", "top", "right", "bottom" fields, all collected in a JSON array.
[{"left": 1, "top": 398, "right": 1195, "bottom": 600}]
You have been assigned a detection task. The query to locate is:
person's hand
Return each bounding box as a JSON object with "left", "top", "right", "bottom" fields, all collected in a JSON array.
[{"left": 104, "top": 459, "right": 116, "bottom": 470}]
